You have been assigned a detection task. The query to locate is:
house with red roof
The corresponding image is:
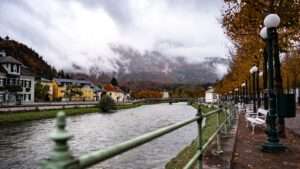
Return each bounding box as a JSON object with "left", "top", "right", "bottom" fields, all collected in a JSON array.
[{"left": 103, "top": 84, "right": 126, "bottom": 102}]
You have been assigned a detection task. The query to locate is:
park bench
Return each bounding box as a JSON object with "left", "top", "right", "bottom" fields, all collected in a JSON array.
[
  {"left": 245, "top": 108, "right": 268, "bottom": 134},
  {"left": 245, "top": 104, "right": 253, "bottom": 114},
  {"left": 238, "top": 103, "right": 245, "bottom": 112}
]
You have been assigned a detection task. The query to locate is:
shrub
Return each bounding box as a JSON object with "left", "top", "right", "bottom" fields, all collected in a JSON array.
[
  {"left": 187, "top": 99, "right": 193, "bottom": 105},
  {"left": 99, "top": 95, "right": 116, "bottom": 113}
]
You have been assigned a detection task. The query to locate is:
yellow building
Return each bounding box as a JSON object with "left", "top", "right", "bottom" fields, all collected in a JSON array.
[{"left": 39, "top": 78, "right": 57, "bottom": 101}]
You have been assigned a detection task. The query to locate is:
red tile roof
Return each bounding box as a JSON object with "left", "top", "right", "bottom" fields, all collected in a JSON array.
[{"left": 104, "top": 84, "right": 123, "bottom": 92}]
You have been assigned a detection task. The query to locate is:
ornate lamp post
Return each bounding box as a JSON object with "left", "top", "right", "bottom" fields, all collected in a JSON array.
[
  {"left": 260, "top": 27, "right": 269, "bottom": 110},
  {"left": 258, "top": 71, "right": 263, "bottom": 108},
  {"left": 250, "top": 65, "right": 258, "bottom": 113},
  {"left": 229, "top": 91, "right": 233, "bottom": 102},
  {"left": 261, "top": 14, "right": 285, "bottom": 152},
  {"left": 234, "top": 88, "right": 239, "bottom": 103},
  {"left": 245, "top": 79, "right": 249, "bottom": 104},
  {"left": 241, "top": 82, "right": 246, "bottom": 104}
]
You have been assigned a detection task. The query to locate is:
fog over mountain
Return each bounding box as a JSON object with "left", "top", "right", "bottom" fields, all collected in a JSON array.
[{"left": 75, "top": 45, "right": 229, "bottom": 84}]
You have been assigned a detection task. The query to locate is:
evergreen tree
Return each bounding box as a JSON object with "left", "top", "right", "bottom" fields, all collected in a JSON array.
[{"left": 111, "top": 77, "right": 119, "bottom": 86}]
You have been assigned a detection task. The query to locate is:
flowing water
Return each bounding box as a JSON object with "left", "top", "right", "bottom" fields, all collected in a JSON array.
[{"left": 0, "top": 102, "right": 197, "bottom": 169}]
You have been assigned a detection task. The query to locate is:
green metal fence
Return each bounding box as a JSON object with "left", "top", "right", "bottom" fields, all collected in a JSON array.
[{"left": 41, "top": 104, "right": 236, "bottom": 169}]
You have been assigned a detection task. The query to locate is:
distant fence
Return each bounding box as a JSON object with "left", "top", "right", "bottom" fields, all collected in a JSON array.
[
  {"left": 41, "top": 103, "right": 237, "bottom": 169},
  {"left": 0, "top": 98, "right": 190, "bottom": 112}
]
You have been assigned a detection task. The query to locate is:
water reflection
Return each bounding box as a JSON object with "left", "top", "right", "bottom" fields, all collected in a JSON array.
[{"left": 0, "top": 103, "right": 197, "bottom": 169}]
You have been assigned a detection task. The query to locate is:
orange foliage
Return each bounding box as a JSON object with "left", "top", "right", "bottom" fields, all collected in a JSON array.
[{"left": 132, "top": 90, "right": 162, "bottom": 99}]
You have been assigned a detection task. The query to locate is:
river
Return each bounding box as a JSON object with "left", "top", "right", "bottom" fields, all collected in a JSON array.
[{"left": 0, "top": 102, "right": 197, "bottom": 169}]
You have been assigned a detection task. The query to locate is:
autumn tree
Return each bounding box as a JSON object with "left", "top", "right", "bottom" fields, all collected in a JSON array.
[
  {"left": 217, "top": 0, "right": 300, "bottom": 93},
  {"left": 132, "top": 90, "right": 162, "bottom": 99},
  {"left": 34, "top": 82, "right": 50, "bottom": 101},
  {"left": 218, "top": 0, "right": 300, "bottom": 137}
]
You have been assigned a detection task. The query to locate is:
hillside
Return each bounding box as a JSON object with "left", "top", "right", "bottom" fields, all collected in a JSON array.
[{"left": 0, "top": 36, "right": 57, "bottom": 79}]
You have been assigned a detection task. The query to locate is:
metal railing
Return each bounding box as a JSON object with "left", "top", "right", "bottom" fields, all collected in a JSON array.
[{"left": 41, "top": 103, "right": 237, "bottom": 169}]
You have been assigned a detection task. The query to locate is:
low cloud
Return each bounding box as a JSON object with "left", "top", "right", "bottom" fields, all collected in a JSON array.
[{"left": 0, "top": 0, "right": 230, "bottom": 75}]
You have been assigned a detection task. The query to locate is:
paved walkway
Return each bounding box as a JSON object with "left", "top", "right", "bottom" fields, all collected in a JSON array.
[
  {"left": 286, "top": 106, "right": 300, "bottom": 135},
  {"left": 232, "top": 113, "right": 300, "bottom": 169}
]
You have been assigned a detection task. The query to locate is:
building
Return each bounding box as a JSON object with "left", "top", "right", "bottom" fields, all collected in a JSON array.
[
  {"left": 93, "top": 85, "right": 102, "bottom": 101},
  {"left": 162, "top": 91, "right": 170, "bottom": 99},
  {"left": 205, "top": 87, "right": 219, "bottom": 103},
  {"left": 103, "top": 84, "right": 125, "bottom": 103},
  {"left": 52, "top": 78, "right": 100, "bottom": 101},
  {"left": 0, "top": 51, "right": 35, "bottom": 105},
  {"left": 39, "top": 78, "right": 55, "bottom": 101}
]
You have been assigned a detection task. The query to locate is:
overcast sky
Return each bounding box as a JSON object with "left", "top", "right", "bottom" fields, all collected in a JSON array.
[{"left": 0, "top": 0, "right": 230, "bottom": 72}]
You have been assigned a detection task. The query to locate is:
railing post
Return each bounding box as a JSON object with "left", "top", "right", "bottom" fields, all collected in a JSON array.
[
  {"left": 231, "top": 104, "right": 236, "bottom": 126},
  {"left": 196, "top": 105, "right": 203, "bottom": 169},
  {"left": 41, "top": 112, "right": 79, "bottom": 169},
  {"left": 216, "top": 106, "right": 223, "bottom": 154},
  {"left": 227, "top": 106, "right": 232, "bottom": 129},
  {"left": 223, "top": 106, "right": 228, "bottom": 135}
]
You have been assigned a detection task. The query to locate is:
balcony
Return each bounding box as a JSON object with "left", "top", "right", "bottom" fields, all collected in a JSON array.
[{"left": 0, "top": 84, "right": 23, "bottom": 92}]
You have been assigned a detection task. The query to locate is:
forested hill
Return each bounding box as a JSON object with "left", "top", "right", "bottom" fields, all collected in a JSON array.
[{"left": 0, "top": 36, "right": 57, "bottom": 79}]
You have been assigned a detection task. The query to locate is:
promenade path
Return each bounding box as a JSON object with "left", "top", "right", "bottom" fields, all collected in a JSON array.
[
  {"left": 286, "top": 106, "right": 300, "bottom": 135},
  {"left": 232, "top": 113, "right": 300, "bottom": 169}
]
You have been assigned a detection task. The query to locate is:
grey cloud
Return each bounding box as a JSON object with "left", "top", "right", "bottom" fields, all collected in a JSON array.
[
  {"left": 74, "top": 0, "right": 132, "bottom": 26},
  {"left": 165, "top": 0, "right": 223, "bottom": 12},
  {"left": 0, "top": 0, "right": 229, "bottom": 77}
]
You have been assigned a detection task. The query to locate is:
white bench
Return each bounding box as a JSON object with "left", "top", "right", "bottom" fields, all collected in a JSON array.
[
  {"left": 237, "top": 103, "right": 245, "bottom": 112},
  {"left": 246, "top": 108, "right": 268, "bottom": 134},
  {"left": 244, "top": 104, "right": 254, "bottom": 119}
]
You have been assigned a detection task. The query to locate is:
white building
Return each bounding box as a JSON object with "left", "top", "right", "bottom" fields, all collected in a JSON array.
[
  {"left": 162, "top": 91, "right": 169, "bottom": 99},
  {"left": 205, "top": 87, "right": 219, "bottom": 103},
  {"left": 0, "top": 51, "right": 35, "bottom": 105},
  {"left": 104, "top": 84, "right": 125, "bottom": 103}
]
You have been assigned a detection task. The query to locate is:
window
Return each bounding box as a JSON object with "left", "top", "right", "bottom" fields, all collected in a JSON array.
[
  {"left": 19, "top": 94, "right": 23, "bottom": 101},
  {"left": 0, "top": 79, "right": 3, "bottom": 86},
  {"left": 17, "top": 65, "right": 20, "bottom": 73},
  {"left": 28, "top": 94, "right": 31, "bottom": 100},
  {"left": 13, "top": 65, "right": 17, "bottom": 72},
  {"left": 12, "top": 79, "right": 16, "bottom": 85},
  {"left": 0, "top": 94, "right": 3, "bottom": 102},
  {"left": 28, "top": 81, "right": 31, "bottom": 88},
  {"left": 10, "top": 64, "right": 13, "bottom": 72}
]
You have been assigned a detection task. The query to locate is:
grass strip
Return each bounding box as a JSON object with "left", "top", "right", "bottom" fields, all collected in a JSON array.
[
  {"left": 165, "top": 104, "right": 225, "bottom": 169},
  {"left": 0, "top": 103, "right": 144, "bottom": 124}
]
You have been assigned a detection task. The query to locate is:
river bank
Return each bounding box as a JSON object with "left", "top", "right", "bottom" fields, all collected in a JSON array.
[
  {"left": 0, "top": 103, "right": 143, "bottom": 124},
  {"left": 165, "top": 104, "right": 225, "bottom": 169}
]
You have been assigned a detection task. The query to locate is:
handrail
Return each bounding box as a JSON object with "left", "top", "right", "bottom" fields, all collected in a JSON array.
[
  {"left": 41, "top": 103, "right": 236, "bottom": 169},
  {"left": 203, "top": 109, "right": 221, "bottom": 117},
  {"left": 79, "top": 116, "right": 200, "bottom": 168},
  {"left": 183, "top": 113, "right": 229, "bottom": 169}
]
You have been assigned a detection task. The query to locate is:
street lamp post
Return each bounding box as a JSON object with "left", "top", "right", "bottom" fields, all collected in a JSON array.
[
  {"left": 258, "top": 71, "right": 263, "bottom": 108},
  {"left": 261, "top": 14, "right": 285, "bottom": 152},
  {"left": 245, "top": 79, "right": 249, "bottom": 104},
  {"left": 260, "top": 28, "right": 269, "bottom": 110},
  {"left": 229, "top": 91, "right": 233, "bottom": 102},
  {"left": 234, "top": 88, "right": 239, "bottom": 104},
  {"left": 241, "top": 82, "right": 246, "bottom": 104},
  {"left": 250, "top": 65, "right": 258, "bottom": 113}
]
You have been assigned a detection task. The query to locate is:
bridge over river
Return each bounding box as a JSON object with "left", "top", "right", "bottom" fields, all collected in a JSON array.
[{"left": 0, "top": 102, "right": 198, "bottom": 169}]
